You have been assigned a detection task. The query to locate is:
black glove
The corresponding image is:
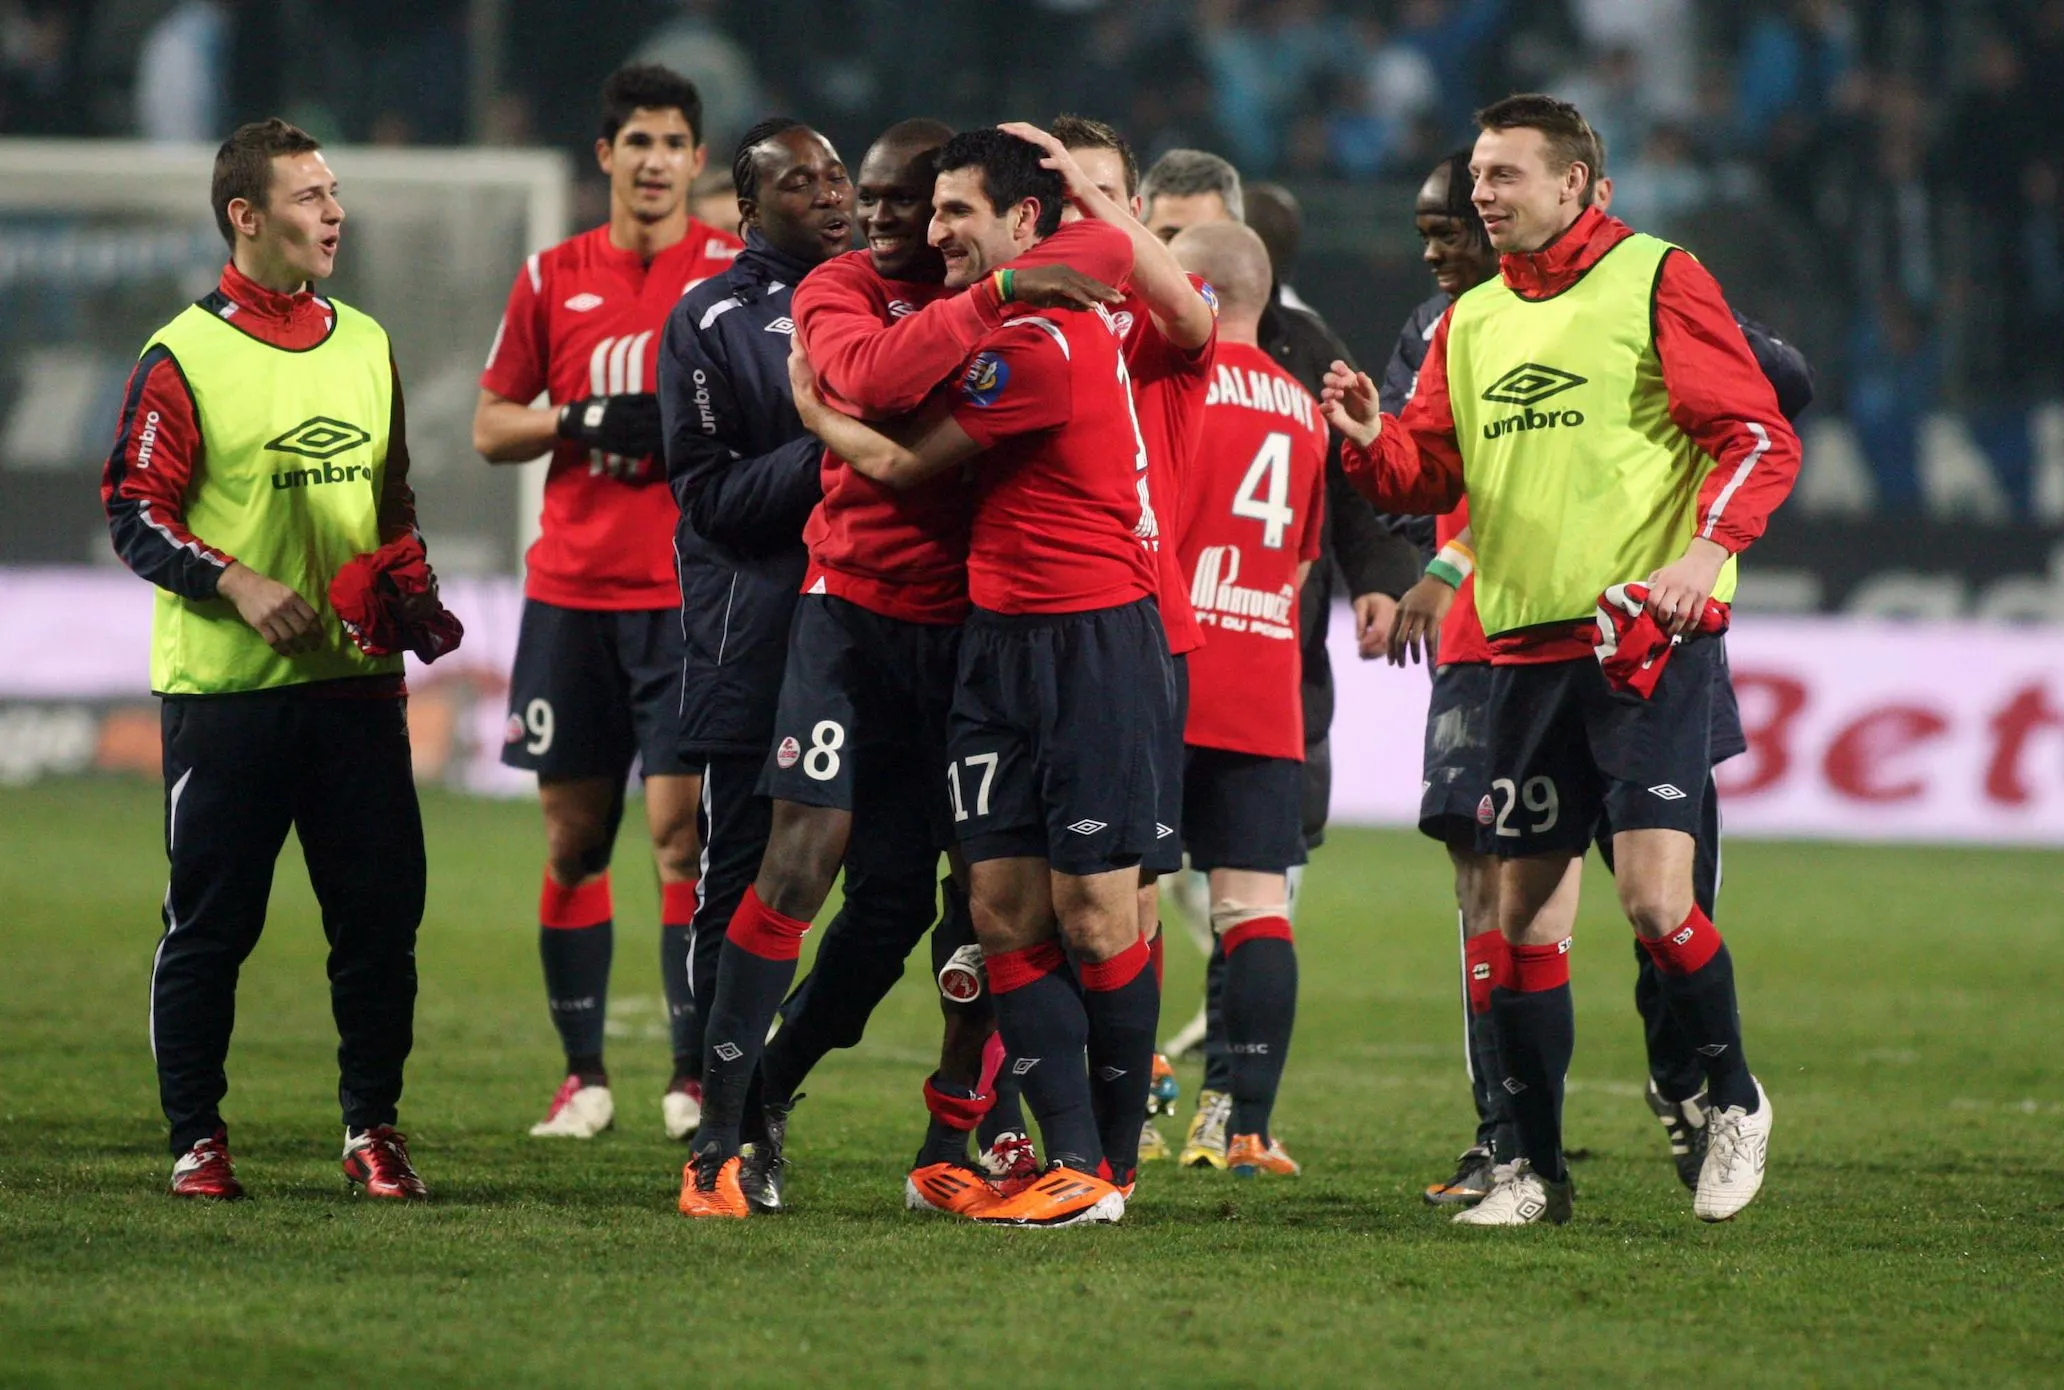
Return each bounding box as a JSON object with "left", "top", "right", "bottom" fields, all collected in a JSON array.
[{"left": 557, "top": 393, "right": 663, "bottom": 459}]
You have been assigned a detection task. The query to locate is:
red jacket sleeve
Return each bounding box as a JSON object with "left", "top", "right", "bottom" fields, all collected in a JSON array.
[
  {"left": 1654, "top": 250, "right": 1802, "bottom": 552},
  {"left": 1338, "top": 305, "right": 1467, "bottom": 516},
  {"left": 380, "top": 356, "right": 421, "bottom": 544},
  {"left": 795, "top": 257, "right": 1008, "bottom": 421},
  {"left": 100, "top": 347, "right": 233, "bottom": 599},
  {"left": 480, "top": 252, "right": 549, "bottom": 403}
]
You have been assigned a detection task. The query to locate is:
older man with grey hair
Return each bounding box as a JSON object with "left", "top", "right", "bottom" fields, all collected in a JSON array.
[{"left": 1141, "top": 148, "right": 1246, "bottom": 238}]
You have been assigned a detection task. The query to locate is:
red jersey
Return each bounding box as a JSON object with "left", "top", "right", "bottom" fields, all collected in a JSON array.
[
  {"left": 1433, "top": 497, "right": 1494, "bottom": 666},
  {"left": 1180, "top": 342, "right": 1327, "bottom": 760},
  {"left": 1118, "top": 281, "right": 1216, "bottom": 656},
  {"left": 482, "top": 220, "right": 741, "bottom": 610},
  {"left": 949, "top": 305, "right": 1157, "bottom": 615},
  {"left": 793, "top": 251, "right": 970, "bottom": 624}
]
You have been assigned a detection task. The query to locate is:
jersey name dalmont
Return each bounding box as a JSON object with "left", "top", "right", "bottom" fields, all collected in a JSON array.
[
  {"left": 1203, "top": 361, "right": 1318, "bottom": 430},
  {"left": 1188, "top": 544, "right": 1296, "bottom": 639}
]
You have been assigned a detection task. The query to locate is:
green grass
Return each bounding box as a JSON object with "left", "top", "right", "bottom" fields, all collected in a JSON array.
[{"left": 1, "top": 779, "right": 2060, "bottom": 1388}]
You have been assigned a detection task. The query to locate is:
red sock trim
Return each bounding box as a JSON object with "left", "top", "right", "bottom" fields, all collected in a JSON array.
[
  {"left": 1509, "top": 938, "right": 1572, "bottom": 993},
  {"left": 923, "top": 1074, "right": 992, "bottom": 1131},
  {"left": 724, "top": 885, "right": 810, "bottom": 962},
  {"left": 978, "top": 1031, "right": 1007, "bottom": 1096},
  {"left": 661, "top": 879, "right": 700, "bottom": 926},
  {"left": 1641, "top": 906, "right": 1723, "bottom": 976},
  {"left": 1148, "top": 929, "right": 1165, "bottom": 990},
  {"left": 540, "top": 872, "right": 611, "bottom": 930},
  {"left": 1463, "top": 930, "right": 1503, "bottom": 1015},
  {"left": 984, "top": 941, "right": 1066, "bottom": 995},
  {"left": 1222, "top": 915, "right": 1294, "bottom": 955},
  {"left": 1079, "top": 935, "right": 1151, "bottom": 992}
]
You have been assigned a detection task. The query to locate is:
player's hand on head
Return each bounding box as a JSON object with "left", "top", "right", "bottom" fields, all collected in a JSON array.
[
  {"left": 1318, "top": 361, "right": 1381, "bottom": 447},
  {"left": 1387, "top": 575, "right": 1453, "bottom": 666},
  {"left": 996, "top": 122, "right": 1091, "bottom": 204},
  {"left": 1009, "top": 264, "right": 1124, "bottom": 310},
  {"left": 557, "top": 392, "right": 663, "bottom": 462},
  {"left": 1353, "top": 591, "right": 1398, "bottom": 662},
  {"left": 218, "top": 562, "right": 323, "bottom": 656}
]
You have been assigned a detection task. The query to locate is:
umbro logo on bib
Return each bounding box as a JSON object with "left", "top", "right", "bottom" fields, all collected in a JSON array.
[
  {"left": 266, "top": 416, "right": 370, "bottom": 461},
  {"left": 1481, "top": 362, "right": 1587, "bottom": 406}
]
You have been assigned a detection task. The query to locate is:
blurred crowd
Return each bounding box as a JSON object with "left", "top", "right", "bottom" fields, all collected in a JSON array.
[{"left": 4, "top": 0, "right": 2061, "bottom": 513}]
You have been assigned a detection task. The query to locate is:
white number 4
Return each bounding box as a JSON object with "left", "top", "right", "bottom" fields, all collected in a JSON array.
[
  {"left": 947, "top": 752, "right": 999, "bottom": 822},
  {"left": 1232, "top": 431, "right": 1294, "bottom": 549}
]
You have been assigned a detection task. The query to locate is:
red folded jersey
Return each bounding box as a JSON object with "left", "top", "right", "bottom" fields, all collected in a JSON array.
[
  {"left": 794, "top": 251, "right": 971, "bottom": 624},
  {"left": 1117, "top": 281, "right": 1216, "bottom": 656},
  {"left": 949, "top": 304, "right": 1157, "bottom": 615},
  {"left": 481, "top": 221, "right": 741, "bottom": 610},
  {"left": 1433, "top": 497, "right": 1493, "bottom": 667},
  {"left": 1179, "top": 342, "right": 1327, "bottom": 760},
  {"left": 1587, "top": 582, "right": 1728, "bottom": 697},
  {"left": 330, "top": 532, "right": 464, "bottom": 662}
]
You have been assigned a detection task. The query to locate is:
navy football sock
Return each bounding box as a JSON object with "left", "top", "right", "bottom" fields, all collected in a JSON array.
[
  {"left": 1641, "top": 909, "right": 1755, "bottom": 1112},
  {"left": 1200, "top": 935, "right": 1230, "bottom": 1093},
  {"left": 1080, "top": 937, "right": 1159, "bottom": 1184},
  {"left": 539, "top": 873, "right": 613, "bottom": 1080},
  {"left": 1464, "top": 926, "right": 1514, "bottom": 1157},
  {"left": 698, "top": 888, "right": 808, "bottom": 1161},
  {"left": 987, "top": 942, "right": 1101, "bottom": 1174},
  {"left": 1222, "top": 921, "right": 1297, "bottom": 1142},
  {"left": 1634, "top": 937, "right": 1705, "bottom": 1103},
  {"left": 661, "top": 880, "right": 699, "bottom": 1084},
  {"left": 977, "top": 1061, "right": 1027, "bottom": 1149},
  {"left": 1492, "top": 940, "right": 1576, "bottom": 1183}
]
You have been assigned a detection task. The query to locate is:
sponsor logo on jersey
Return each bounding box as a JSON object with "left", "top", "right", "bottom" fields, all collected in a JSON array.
[
  {"left": 959, "top": 351, "right": 1010, "bottom": 407},
  {"left": 776, "top": 736, "right": 801, "bottom": 769},
  {"left": 1476, "top": 793, "right": 1495, "bottom": 826},
  {"left": 1204, "top": 361, "right": 1317, "bottom": 429},
  {"left": 1188, "top": 544, "right": 1296, "bottom": 638},
  {"left": 265, "top": 416, "right": 371, "bottom": 461},
  {"left": 763, "top": 316, "right": 795, "bottom": 335},
  {"left": 586, "top": 332, "right": 657, "bottom": 475},
  {"left": 564, "top": 292, "right": 604, "bottom": 312},
  {"left": 1111, "top": 310, "right": 1136, "bottom": 338},
  {"left": 135, "top": 410, "right": 161, "bottom": 469},
  {"left": 1480, "top": 362, "right": 1588, "bottom": 439}
]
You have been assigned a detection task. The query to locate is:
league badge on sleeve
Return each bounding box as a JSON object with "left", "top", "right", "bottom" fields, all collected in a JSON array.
[
  {"left": 1199, "top": 281, "right": 1220, "bottom": 318},
  {"left": 959, "top": 352, "right": 1010, "bottom": 408}
]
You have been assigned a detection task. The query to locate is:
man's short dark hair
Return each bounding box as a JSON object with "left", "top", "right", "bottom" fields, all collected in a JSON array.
[
  {"left": 1051, "top": 114, "right": 1137, "bottom": 198},
  {"left": 600, "top": 63, "right": 704, "bottom": 145},
  {"left": 210, "top": 117, "right": 321, "bottom": 248},
  {"left": 935, "top": 129, "right": 1064, "bottom": 238},
  {"left": 1475, "top": 93, "right": 1601, "bottom": 203},
  {"left": 732, "top": 117, "right": 808, "bottom": 204}
]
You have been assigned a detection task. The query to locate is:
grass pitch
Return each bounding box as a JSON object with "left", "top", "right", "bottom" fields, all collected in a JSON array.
[{"left": 1, "top": 779, "right": 2060, "bottom": 1388}]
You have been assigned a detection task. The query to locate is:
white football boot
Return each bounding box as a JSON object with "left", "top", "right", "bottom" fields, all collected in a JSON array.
[
  {"left": 528, "top": 1075, "right": 614, "bottom": 1138},
  {"left": 1695, "top": 1076, "right": 1772, "bottom": 1222},
  {"left": 1452, "top": 1158, "right": 1573, "bottom": 1226},
  {"left": 662, "top": 1079, "right": 703, "bottom": 1142}
]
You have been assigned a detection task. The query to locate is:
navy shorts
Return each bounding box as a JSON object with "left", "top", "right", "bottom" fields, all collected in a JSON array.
[
  {"left": 949, "top": 599, "right": 1176, "bottom": 877},
  {"left": 1182, "top": 745, "right": 1308, "bottom": 874},
  {"left": 1143, "top": 651, "right": 1190, "bottom": 878},
  {"left": 756, "top": 593, "right": 960, "bottom": 874},
  {"left": 1418, "top": 661, "right": 1494, "bottom": 845},
  {"left": 501, "top": 599, "right": 693, "bottom": 780},
  {"left": 1476, "top": 636, "right": 1722, "bottom": 858}
]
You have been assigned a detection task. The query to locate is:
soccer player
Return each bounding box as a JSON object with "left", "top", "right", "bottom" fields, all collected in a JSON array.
[
  {"left": 1014, "top": 114, "right": 1219, "bottom": 1173},
  {"left": 1167, "top": 220, "right": 1327, "bottom": 1178},
  {"left": 1324, "top": 94, "right": 1799, "bottom": 1225},
  {"left": 105, "top": 118, "right": 437, "bottom": 1200},
  {"left": 473, "top": 64, "right": 740, "bottom": 1142},
  {"left": 1137, "top": 148, "right": 1419, "bottom": 1168},
  {"left": 656, "top": 118, "right": 862, "bottom": 1216},
  {"left": 789, "top": 129, "right": 1166, "bottom": 1228}
]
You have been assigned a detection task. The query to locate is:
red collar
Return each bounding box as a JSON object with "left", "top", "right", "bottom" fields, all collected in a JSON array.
[
  {"left": 215, "top": 262, "right": 335, "bottom": 349},
  {"left": 1497, "top": 206, "right": 1634, "bottom": 300}
]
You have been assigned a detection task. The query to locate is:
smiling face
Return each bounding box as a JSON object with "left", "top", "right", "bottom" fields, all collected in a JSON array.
[
  {"left": 929, "top": 166, "right": 1039, "bottom": 288},
  {"left": 597, "top": 106, "right": 704, "bottom": 226},
  {"left": 855, "top": 138, "right": 945, "bottom": 281},
  {"left": 742, "top": 127, "right": 854, "bottom": 265},
  {"left": 1469, "top": 125, "right": 1588, "bottom": 254},
  {"left": 231, "top": 150, "right": 344, "bottom": 286}
]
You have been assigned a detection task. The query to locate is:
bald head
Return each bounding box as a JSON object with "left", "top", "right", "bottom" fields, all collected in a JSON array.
[{"left": 1170, "top": 221, "right": 1271, "bottom": 340}]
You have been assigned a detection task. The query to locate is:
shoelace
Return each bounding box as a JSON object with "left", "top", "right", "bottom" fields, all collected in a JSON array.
[
  {"left": 1705, "top": 1111, "right": 1745, "bottom": 1181},
  {"left": 545, "top": 1076, "right": 583, "bottom": 1116}
]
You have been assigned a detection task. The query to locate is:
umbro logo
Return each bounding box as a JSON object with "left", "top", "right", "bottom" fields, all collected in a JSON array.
[
  {"left": 1515, "top": 1197, "right": 1546, "bottom": 1220},
  {"left": 1011, "top": 1056, "right": 1039, "bottom": 1075},
  {"left": 265, "top": 416, "right": 370, "bottom": 461},
  {"left": 1696, "top": 1043, "right": 1730, "bottom": 1057},
  {"left": 1503, "top": 1077, "right": 1528, "bottom": 1095},
  {"left": 1066, "top": 819, "right": 1108, "bottom": 835},
  {"left": 1649, "top": 783, "right": 1687, "bottom": 800},
  {"left": 1481, "top": 362, "right": 1587, "bottom": 406},
  {"left": 1096, "top": 1066, "right": 1127, "bottom": 1080},
  {"left": 887, "top": 299, "right": 916, "bottom": 319},
  {"left": 764, "top": 316, "right": 795, "bottom": 334},
  {"left": 713, "top": 1042, "right": 743, "bottom": 1062},
  {"left": 1155, "top": 823, "right": 1174, "bottom": 839},
  {"left": 564, "top": 293, "right": 604, "bottom": 312}
]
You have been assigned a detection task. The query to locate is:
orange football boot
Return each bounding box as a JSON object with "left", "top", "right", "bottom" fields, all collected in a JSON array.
[
  {"left": 1226, "top": 1133, "right": 1301, "bottom": 1177},
  {"left": 969, "top": 1164, "right": 1126, "bottom": 1228},
  {"left": 678, "top": 1154, "right": 751, "bottom": 1218},
  {"left": 904, "top": 1162, "right": 1001, "bottom": 1216}
]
